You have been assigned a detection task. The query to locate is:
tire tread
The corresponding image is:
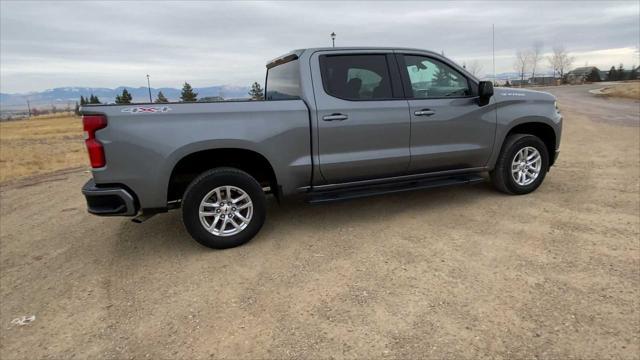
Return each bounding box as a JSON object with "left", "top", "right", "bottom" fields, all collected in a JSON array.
[{"left": 491, "top": 134, "right": 548, "bottom": 195}]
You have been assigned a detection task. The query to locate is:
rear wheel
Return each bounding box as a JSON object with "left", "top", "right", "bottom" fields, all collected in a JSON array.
[
  {"left": 182, "top": 168, "right": 266, "bottom": 249},
  {"left": 491, "top": 134, "right": 549, "bottom": 195}
]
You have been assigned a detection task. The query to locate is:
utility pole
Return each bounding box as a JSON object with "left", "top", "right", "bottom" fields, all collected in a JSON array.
[
  {"left": 146, "top": 74, "right": 152, "bottom": 103},
  {"left": 26, "top": 99, "right": 31, "bottom": 118},
  {"left": 331, "top": 32, "right": 336, "bottom": 48},
  {"left": 492, "top": 24, "right": 496, "bottom": 85}
]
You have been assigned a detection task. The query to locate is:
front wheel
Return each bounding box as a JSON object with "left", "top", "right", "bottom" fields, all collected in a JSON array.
[
  {"left": 182, "top": 168, "right": 266, "bottom": 249},
  {"left": 490, "top": 134, "right": 549, "bottom": 195}
]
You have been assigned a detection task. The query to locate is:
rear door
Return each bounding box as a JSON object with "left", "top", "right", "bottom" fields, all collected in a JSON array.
[
  {"left": 397, "top": 53, "right": 496, "bottom": 172},
  {"left": 310, "top": 51, "right": 410, "bottom": 183}
]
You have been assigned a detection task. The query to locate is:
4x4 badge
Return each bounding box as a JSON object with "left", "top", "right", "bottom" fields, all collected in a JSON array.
[{"left": 121, "top": 106, "right": 172, "bottom": 113}]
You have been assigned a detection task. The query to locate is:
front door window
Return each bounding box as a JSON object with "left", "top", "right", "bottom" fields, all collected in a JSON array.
[{"left": 403, "top": 55, "right": 471, "bottom": 98}]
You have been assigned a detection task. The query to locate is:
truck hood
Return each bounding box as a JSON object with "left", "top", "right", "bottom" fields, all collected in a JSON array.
[{"left": 493, "top": 87, "right": 556, "bottom": 103}]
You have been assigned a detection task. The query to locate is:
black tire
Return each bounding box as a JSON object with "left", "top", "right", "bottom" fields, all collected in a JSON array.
[
  {"left": 182, "top": 167, "right": 266, "bottom": 249},
  {"left": 490, "top": 134, "right": 549, "bottom": 195}
]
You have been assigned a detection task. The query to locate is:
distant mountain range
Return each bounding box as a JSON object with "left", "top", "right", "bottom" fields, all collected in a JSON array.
[
  {"left": 0, "top": 85, "right": 250, "bottom": 110},
  {"left": 481, "top": 71, "right": 555, "bottom": 81},
  {"left": 0, "top": 70, "right": 555, "bottom": 111}
]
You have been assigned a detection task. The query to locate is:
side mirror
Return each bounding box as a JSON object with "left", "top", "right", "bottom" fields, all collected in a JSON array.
[{"left": 478, "top": 81, "right": 494, "bottom": 106}]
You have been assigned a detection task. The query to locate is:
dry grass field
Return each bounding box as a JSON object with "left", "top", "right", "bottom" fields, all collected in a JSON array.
[
  {"left": 0, "top": 112, "right": 86, "bottom": 182},
  {"left": 600, "top": 81, "right": 640, "bottom": 100}
]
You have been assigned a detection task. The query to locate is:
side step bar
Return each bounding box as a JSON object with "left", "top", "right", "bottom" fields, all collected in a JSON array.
[{"left": 307, "top": 174, "right": 485, "bottom": 204}]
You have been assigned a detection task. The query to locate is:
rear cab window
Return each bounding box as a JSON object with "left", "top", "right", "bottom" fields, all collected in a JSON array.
[{"left": 265, "top": 59, "right": 301, "bottom": 100}]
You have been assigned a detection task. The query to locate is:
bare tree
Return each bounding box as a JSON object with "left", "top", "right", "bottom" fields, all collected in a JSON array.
[
  {"left": 514, "top": 50, "right": 531, "bottom": 86},
  {"left": 530, "top": 41, "right": 544, "bottom": 82},
  {"left": 547, "top": 45, "right": 575, "bottom": 82},
  {"left": 464, "top": 60, "right": 484, "bottom": 77}
]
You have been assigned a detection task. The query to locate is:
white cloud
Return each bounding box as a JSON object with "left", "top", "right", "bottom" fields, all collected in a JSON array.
[{"left": 1, "top": 0, "right": 638, "bottom": 92}]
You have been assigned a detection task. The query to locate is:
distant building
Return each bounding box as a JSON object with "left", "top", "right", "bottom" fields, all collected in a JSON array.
[
  {"left": 197, "top": 96, "right": 224, "bottom": 102},
  {"left": 529, "top": 76, "right": 557, "bottom": 86},
  {"left": 510, "top": 79, "right": 529, "bottom": 87},
  {"left": 566, "top": 66, "right": 602, "bottom": 84}
]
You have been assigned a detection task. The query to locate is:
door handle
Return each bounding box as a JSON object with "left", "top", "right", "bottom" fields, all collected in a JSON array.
[
  {"left": 414, "top": 109, "right": 435, "bottom": 116},
  {"left": 323, "top": 113, "right": 348, "bottom": 121}
]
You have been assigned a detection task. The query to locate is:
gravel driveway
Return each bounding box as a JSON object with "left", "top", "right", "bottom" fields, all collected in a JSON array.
[{"left": 1, "top": 84, "right": 638, "bottom": 359}]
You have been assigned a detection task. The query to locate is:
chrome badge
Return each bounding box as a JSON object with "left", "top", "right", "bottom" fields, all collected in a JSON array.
[{"left": 121, "top": 106, "right": 172, "bottom": 113}]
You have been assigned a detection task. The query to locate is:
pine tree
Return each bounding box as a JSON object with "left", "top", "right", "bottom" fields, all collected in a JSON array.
[
  {"left": 180, "top": 82, "right": 198, "bottom": 102},
  {"left": 434, "top": 66, "right": 451, "bottom": 87},
  {"left": 80, "top": 96, "right": 86, "bottom": 105},
  {"left": 155, "top": 91, "right": 169, "bottom": 103},
  {"left": 608, "top": 66, "right": 617, "bottom": 81},
  {"left": 617, "top": 64, "right": 624, "bottom": 81},
  {"left": 248, "top": 82, "right": 264, "bottom": 100},
  {"left": 115, "top": 88, "right": 132, "bottom": 104},
  {"left": 89, "top": 94, "right": 101, "bottom": 104},
  {"left": 74, "top": 102, "right": 80, "bottom": 115}
]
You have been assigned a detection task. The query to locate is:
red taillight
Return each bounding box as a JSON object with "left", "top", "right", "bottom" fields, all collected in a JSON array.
[{"left": 82, "top": 115, "right": 108, "bottom": 168}]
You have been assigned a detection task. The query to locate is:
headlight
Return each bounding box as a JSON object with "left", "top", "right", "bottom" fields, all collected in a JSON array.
[{"left": 554, "top": 101, "right": 560, "bottom": 111}]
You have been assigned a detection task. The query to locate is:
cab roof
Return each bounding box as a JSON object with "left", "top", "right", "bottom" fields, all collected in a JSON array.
[{"left": 266, "top": 47, "right": 441, "bottom": 68}]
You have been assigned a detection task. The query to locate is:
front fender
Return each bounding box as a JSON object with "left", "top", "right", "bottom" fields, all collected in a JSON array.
[{"left": 486, "top": 89, "right": 562, "bottom": 169}]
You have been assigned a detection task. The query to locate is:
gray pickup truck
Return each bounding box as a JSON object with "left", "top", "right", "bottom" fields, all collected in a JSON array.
[{"left": 81, "top": 47, "right": 562, "bottom": 249}]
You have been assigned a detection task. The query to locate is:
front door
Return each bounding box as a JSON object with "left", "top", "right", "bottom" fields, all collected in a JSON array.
[
  {"left": 312, "top": 52, "right": 410, "bottom": 183},
  {"left": 397, "top": 54, "right": 496, "bottom": 172}
]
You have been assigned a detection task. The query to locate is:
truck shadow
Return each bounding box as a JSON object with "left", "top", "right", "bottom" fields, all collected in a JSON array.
[
  {"left": 112, "top": 181, "right": 498, "bottom": 257},
  {"left": 258, "top": 182, "right": 496, "bottom": 243}
]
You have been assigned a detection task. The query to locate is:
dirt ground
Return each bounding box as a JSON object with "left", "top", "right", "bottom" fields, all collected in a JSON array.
[{"left": 1, "top": 84, "right": 639, "bottom": 359}]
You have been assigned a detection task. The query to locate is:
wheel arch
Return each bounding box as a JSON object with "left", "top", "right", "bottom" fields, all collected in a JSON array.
[
  {"left": 496, "top": 121, "right": 557, "bottom": 167},
  {"left": 166, "top": 145, "right": 279, "bottom": 203}
]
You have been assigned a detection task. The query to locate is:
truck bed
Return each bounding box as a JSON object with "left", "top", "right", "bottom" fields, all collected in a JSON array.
[{"left": 82, "top": 100, "right": 312, "bottom": 209}]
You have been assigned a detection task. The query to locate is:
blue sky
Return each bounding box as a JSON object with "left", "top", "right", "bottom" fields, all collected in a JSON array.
[{"left": 1, "top": 0, "right": 638, "bottom": 93}]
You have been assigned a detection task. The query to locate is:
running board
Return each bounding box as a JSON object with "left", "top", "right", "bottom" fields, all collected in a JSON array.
[{"left": 307, "top": 174, "right": 485, "bottom": 204}]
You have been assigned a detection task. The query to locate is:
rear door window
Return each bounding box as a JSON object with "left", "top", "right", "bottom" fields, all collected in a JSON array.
[{"left": 320, "top": 55, "right": 394, "bottom": 100}]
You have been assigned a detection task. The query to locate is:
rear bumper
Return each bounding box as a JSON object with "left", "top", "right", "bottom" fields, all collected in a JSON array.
[{"left": 82, "top": 180, "right": 138, "bottom": 216}]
